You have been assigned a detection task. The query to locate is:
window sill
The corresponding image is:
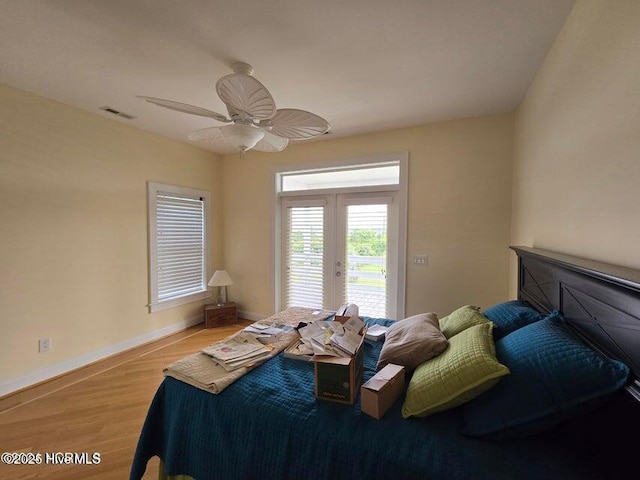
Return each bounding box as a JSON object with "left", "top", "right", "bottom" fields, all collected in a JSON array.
[{"left": 149, "top": 290, "right": 212, "bottom": 313}]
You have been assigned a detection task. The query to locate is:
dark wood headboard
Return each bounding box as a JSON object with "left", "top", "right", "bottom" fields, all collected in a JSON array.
[{"left": 511, "top": 246, "right": 640, "bottom": 401}]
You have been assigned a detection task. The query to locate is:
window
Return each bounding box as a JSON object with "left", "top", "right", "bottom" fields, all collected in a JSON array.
[
  {"left": 341, "top": 199, "right": 392, "bottom": 317},
  {"left": 275, "top": 153, "right": 408, "bottom": 318},
  {"left": 280, "top": 162, "right": 400, "bottom": 192},
  {"left": 280, "top": 192, "right": 398, "bottom": 318},
  {"left": 147, "top": 182, "right": 211, "bottom": 312},
  {"left": 282, "top": 200, "right": 326, "bottom": 309}
]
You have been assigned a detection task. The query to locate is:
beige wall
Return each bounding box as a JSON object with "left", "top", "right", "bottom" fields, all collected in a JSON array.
[
  {"left": 511, "top": 0, "right": 640, "bottom": 296},
  {"left": 0, "top": 84, "right": 222, "bottom": 383},
  {"left": 222, "top": 112, "right": 514, "bottom": 320}
]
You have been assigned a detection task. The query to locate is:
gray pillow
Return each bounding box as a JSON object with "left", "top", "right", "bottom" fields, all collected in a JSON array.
[{"left": 376, "top": 313, "right": 449, "bottom": 371}]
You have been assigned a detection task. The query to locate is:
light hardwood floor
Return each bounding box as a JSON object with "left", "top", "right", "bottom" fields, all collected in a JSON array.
[{"left": 0, "top": 321, "right": 251, "bottom": 480}]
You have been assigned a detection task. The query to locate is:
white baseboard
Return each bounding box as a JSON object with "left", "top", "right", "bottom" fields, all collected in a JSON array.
[{"left": 0, "top": 314, "right": 203, "bottom": 398}]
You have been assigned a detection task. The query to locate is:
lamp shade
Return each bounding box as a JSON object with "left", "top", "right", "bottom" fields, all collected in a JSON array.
[{"left": 208, "top": 270, "right": 234, "bottom": 287}]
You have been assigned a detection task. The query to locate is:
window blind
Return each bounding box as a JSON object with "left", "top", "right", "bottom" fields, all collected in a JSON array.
[
  {"left": 156, "top": 192, "right": 205, "bottom": 301},
  {"left": 345, "top": 204, "right": 388, "bottom": 318},
  {"left": 284, "top": 206, "right": 324, "bottom": 309}
]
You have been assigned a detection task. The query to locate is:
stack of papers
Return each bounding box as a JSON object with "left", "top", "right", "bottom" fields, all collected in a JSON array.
[
  {"left": 283, "top": 337, "right": 315, "bottom": 361},
  {"left": 243, "top": 322, "right": 295, "bottom": 337},
  {"left": 293, "top": 316, "right": 365, "bottom": 358},
  {"left": 202, "top": 334, "right": 273, "bottom": 371}
]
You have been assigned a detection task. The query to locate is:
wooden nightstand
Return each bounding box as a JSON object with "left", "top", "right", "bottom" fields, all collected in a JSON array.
[{"left": 204, "top": 302, "right": 237, "bottom": 328}]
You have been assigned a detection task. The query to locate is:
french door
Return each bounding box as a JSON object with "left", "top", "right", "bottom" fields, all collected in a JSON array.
[{"left": 281, "top": 191, "right": 398, "bottom": 318}]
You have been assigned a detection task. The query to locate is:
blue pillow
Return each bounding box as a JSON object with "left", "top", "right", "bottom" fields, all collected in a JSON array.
[
  {"left": 483, "top": 300, "right": 544, "bottom": 340},
  {"left": 462, "top": 312, "right": 629, "bottom": 439}
]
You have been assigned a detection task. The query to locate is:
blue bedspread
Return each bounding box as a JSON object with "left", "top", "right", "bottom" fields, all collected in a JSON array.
[{"left": 130, "top": 318, "right": 604, "bottom": 480}]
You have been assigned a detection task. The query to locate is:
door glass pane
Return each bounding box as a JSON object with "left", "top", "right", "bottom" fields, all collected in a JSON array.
[
  {"left": 284, "top": 206, "right": 325, "bottom": 309},
  {"left": 345, "top": 204, "right": 387, "bottom": 317}
]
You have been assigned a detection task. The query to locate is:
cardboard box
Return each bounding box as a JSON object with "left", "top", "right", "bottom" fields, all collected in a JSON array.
[
  {"left": 361, "top": 364, "right": 405, "bottom": 419},
  {"left": 312, "top": 335, "right": 365, "bottom": 405}
]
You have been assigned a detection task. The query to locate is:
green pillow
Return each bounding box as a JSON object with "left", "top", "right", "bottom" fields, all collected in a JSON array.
[
  {"left": 401, "top": 323, "right": 509, "bottom": 418},
  {"left": 439, "top": 305, "right": 489, "bottom": 338}
]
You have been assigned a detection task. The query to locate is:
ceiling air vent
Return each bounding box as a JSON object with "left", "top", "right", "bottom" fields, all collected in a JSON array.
[{"left": 99, "top": 106, "right": 136, "bottom": 120}]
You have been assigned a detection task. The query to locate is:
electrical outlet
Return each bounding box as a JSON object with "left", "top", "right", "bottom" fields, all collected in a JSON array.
[
  {"left": 38, "top": 338, "right": 51, "bottom": 353},
  {"left": 412, "top": 255, "right": 428, "bottom": 266}
]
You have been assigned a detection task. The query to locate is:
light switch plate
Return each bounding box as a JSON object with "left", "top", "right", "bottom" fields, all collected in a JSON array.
[
  {"left": 412, "top": 255, "right": 428, "bottom": 266},
  {"left": 38, "top": 338, "right": 51, "bottom": 353}
]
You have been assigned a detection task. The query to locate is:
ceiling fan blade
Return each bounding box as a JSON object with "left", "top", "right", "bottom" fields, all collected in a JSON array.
[
  {"left": 216, "top": 74, "right": 276, "bottom": 120},
  {"left": 137, "top": 96, "right": 230, "bottom": 122},
  {"left": 267, "top": 109, "right": 330, "bottom": 140},
  {"left": 187, "top": 127, "right": 223, "bottom": 141},
  {"left": 252, "top": 130, "right": 289, "bottom": 152}
]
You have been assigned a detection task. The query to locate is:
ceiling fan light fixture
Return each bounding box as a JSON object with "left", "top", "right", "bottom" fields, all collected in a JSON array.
[
  {"left": 139, "top": 63, "right": 330, "bottom": 156},
  {"left": 221, "top": 124, "right": 265, "bottom": 154}
]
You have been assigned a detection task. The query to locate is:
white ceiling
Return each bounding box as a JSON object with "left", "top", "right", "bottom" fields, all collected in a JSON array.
[{"left": 0, "top": 0, "right": 575, "bottom": 155}]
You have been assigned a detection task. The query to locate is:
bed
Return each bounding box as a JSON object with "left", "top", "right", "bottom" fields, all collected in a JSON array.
[{"left": 130, "top": 247, "right": 640, "bottom": 480}]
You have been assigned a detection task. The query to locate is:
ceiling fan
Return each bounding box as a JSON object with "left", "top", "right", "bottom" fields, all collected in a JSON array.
[{"left": 138, "top": 62, "right": 330, "bottom": 157}]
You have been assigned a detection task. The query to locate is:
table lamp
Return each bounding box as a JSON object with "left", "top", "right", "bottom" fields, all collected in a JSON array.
[{"left": 208, "top": 270, "right": 234, "bottom": 306}]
